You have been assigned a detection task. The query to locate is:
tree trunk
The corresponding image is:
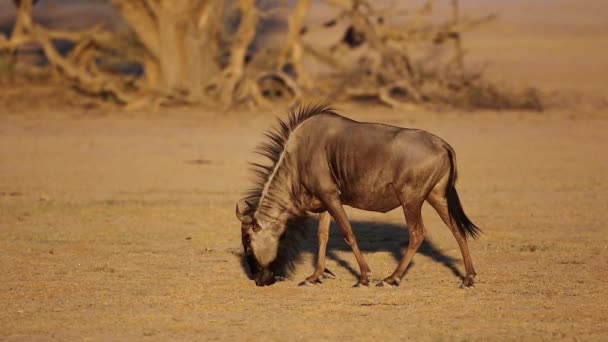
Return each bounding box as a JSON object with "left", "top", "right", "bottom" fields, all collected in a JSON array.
[
  {"left": 111, "top": 0, "right": 222, "bottom": 101},
  {"left": 185, "top": 0, "right": 222, "bottom": 102},
  {"left": 157, "top": 10, "right": 189, "bottom": 94}
]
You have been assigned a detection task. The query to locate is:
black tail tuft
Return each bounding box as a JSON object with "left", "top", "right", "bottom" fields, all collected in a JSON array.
[{"left": 445, "top": 147, "right": 481, "bottom": 239}]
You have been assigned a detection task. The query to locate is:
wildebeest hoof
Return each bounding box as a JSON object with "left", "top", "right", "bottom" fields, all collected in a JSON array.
[
  {"left": 460, "top": 282, "right": 475, "bottom": 289},
  {"left": 322, "top": 268, "right": 336, "bottom": 279},
  {"left": 460, "top": 274, "right": 475, "bottom": 289},
  {"left": 299, "top": 280, "right": 314, "bottom": 286},
  {"left": 353, "top": 279, "right": 370, "bottom": 287},
  {"left": 376, "top": 279, "right": 399, "bottom": 287},
  {"left": 299, "top": 277, "right": 323, "bottom": 286}
]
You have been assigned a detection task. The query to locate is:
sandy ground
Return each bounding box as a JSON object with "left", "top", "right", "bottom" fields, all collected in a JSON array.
[
  {"left": 1, "top": 0, "right": 608, "bottom": 340},
  {"left": 1, "top": 106, "right": 607, "bottom": 341}
]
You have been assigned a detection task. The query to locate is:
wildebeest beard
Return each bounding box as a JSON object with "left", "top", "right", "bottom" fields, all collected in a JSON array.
[
  {"left": 272, "top": 215, "right": 309, "bottom": 278},
  {"left": 243, "top": 215, "right": 309, "bottom": 282}
]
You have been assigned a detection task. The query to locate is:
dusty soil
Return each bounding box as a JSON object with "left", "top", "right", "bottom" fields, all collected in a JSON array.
[{"left": 1, "top": 105, "right": 607, "bottom": 341}]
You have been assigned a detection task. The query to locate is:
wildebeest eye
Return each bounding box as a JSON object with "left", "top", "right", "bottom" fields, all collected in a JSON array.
[{"left": 252, "top": 224, "right": 262, "bottom": 233}]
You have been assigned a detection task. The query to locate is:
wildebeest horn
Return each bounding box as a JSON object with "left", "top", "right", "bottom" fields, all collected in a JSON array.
[{"left": 235, "top": 201, "right": 253, "bottom": 224}]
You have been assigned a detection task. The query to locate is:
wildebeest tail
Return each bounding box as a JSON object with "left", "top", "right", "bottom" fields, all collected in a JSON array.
[{"left": 445, "top": 146, "right": 481, "bottom": 239}]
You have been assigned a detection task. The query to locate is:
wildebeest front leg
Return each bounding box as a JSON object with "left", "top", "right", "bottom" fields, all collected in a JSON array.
[
  {"left": 378, "top": 201, "right": 425, "bottom": 287},
  {"left": 299, "top": 212, "right": 335, "bottom": 286},
  {"left": 322, "top": 196, "right": 372, "bottom": 287}
]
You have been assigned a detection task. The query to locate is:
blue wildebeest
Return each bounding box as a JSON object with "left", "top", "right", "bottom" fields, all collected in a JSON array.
[{"left": 236, "top": 104, "right": 481, "bottom": 288}]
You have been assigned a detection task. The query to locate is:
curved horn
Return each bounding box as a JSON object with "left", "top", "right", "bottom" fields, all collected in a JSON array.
[{"left": 235, "top": 201, "right": 253, "bottom": 224}]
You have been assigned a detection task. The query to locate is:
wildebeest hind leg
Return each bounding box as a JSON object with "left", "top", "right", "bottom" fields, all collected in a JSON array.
[
  {"left": 427, "top": 189, "right": 477, "bottom": 288},
  {"left": 299, "top": 212, "right": 335, "bottom": 286},
  {"left": 378, "top": 201, "right": 425, "bottom": 287}
]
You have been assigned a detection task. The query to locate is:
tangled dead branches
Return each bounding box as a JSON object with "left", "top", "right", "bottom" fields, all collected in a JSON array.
[{"left": 1, "top": 0, "right": 542, "bottom": 111}]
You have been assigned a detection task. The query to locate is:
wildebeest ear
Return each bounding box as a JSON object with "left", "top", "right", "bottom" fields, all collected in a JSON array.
[{"left": 235, "top": 200, "right": 253, "bottom": 224}]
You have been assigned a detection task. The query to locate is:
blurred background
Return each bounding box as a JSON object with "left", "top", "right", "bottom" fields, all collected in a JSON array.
[{"left": 1, "top": 0, "right": 606, "bottom": 112}]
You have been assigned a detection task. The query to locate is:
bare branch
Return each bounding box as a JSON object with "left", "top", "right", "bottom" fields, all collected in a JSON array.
[
  {"left": 277, "top": 0, "right": 312, "bottom": 88},
  {"left": 32, "top": 26, "right": 134, "bottom": 104},
  {"left": 219, "top": 0, "right": 259, "bottom": 106}
]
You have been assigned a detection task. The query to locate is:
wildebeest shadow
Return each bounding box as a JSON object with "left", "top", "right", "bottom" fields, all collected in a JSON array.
[
  {"left": 240, "top": 217, "right": 464, "bottom": 280},
  {"left": 306, "top": 219, "right": 463, "bottom": 279}
]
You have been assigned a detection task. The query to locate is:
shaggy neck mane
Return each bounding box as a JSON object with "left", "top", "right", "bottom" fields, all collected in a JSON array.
[{"left": 244, "top": 104, "right": 337, "bottom": 220}]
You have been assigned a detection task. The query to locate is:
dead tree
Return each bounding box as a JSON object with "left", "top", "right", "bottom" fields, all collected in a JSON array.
[
  {"left": 1, "top": 0, "right": 541, "bottom": 110},
  {"left": 300, "top": 0, "right": 513, "bottom": 109}
]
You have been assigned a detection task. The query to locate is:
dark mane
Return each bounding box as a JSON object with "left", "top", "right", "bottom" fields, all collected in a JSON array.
[{"left": 242, "top": 103, "right": 337, "bottom": 214}]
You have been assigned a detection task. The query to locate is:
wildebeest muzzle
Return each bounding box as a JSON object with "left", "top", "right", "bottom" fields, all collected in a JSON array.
[{"left": 255, "top": 267, "right": 275, "bottom": 286}]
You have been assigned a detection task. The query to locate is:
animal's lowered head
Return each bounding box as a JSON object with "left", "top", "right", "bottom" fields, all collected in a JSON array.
[
  {"left": 236, "top": 199, "right": 308, "bottom": 286},
  {"left": 236, "top": 200, "right": 285, "bottom": 286},
  {"left": 236, "top": 105, "right": 331, "bottom": 286}
]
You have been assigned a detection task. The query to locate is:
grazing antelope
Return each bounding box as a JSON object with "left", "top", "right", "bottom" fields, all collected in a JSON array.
[{"left": 236, "top": 104, "right": 480, "bottom": 288}]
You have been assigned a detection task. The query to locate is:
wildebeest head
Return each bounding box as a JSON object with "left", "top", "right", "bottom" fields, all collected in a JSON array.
[{"left": 236, "top": 200, "right": 284, "bottom": 286}]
